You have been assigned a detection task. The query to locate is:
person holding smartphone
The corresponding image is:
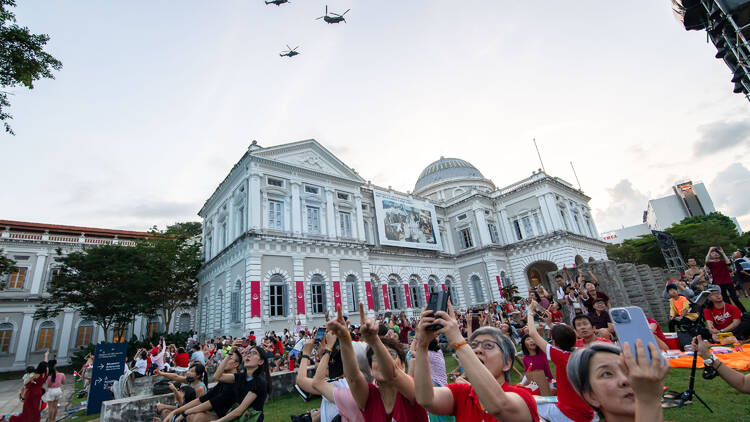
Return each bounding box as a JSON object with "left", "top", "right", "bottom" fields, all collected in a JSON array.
[{"left": 692, "top": 335, "right": 750, "bottom": 394}]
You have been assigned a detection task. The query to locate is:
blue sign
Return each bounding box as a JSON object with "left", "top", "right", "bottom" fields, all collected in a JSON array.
[{"left": 87, "top": 343, "right": 127, "bottom": 415}]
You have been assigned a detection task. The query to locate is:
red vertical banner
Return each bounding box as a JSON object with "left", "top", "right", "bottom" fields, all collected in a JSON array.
[
  {"left": 382, "top": 284, "right": 390, "bottom": 310},
  {"left": 441, "top": 284, "right": 446, "bottom": 291},
  {"left": 496, "top": 276, "right": 503, "bottom": 293},
  {"left": 250, "top": 281, "right": 261, "bottom": 318},
  {"left": 333, "top": 281, "right": 342, "bottom": 309},
  {"left": 404, "top": 284, "right": 412, "bottom": 308},
  {"left": 296, "top": 281, "right": 305, "bottom": 315},
  {"left": 423, "top": 284, "right": 429, "bottom": 303},
  {"left": 365, "top": 281, "right": 374, "bottom": 310}
]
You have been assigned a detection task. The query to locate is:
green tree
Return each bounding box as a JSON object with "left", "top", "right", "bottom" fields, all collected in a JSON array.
[
  {"left": 34, "top": 246, "right": 149, "bottom": 342},
  {"left": 1, "top": 0, "right": 62, "bottom": 134},
  {"left": 137, "top": 222, "right": 202, "bottom": 333},
  {"left": 0, "top": 248, "right": 17, "bottom": 289}
]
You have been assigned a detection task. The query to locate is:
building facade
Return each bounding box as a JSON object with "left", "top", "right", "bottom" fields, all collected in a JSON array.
[
  {"left": 0, "top": 221, "right": 195, "bottom": 371},
  {"left": 197, "top": 139, "right": 608, "bottom": 337}
]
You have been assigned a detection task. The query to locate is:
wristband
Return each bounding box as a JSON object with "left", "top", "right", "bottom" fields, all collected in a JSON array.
[
  {"left": 301, "top": 354, "right": 311, "bottom": 361},
  {"left": 450, "top": 340, "right": 468, "bottom": 352}
]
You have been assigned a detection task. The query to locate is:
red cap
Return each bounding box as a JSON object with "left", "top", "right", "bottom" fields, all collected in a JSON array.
[{"left": 150, "top": 347, "right": 159, "bottom": 355}]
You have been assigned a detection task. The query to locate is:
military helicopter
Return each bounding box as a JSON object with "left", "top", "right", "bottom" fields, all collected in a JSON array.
[
  {"left": 315, "top": 5, "right": 349, "bottom": 24},
  {"left": 265, "top": 0, "right": 289, "bottom": 5},
  {"left": 279, "top": 45, "right": 300, "bottom": 57}
]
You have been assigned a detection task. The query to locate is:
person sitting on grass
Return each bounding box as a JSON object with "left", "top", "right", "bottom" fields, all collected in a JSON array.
[
  {"left": 162, "top": 349, "right": 243, "bottom": 422},
  {"left": 573, "top": 314, "right": 612, "bottom": 348},
  {"left": 414, "top": 303, "right": 538, "bottom": 422},
  {"left": 692, "top": 334, "right": 750, "bottom": 394},
  {"left": 527, "top": 300, "right": 595, "bottom": 422},
  {"left": 567, "top": 341, "right": 670, "bottom": 422},
  {"left": 327, "top": 303, "right": 428, "bottom": 422},
  {"left": 703, "top": 285, "right": 750, "bottom": 342},
  {"left": 587, "top": 298, "right": 614, "bottom": 340},
  {"left": 666, "top": 283, "right": 698, "bottom": 332},
  {"left": 153, "top": 363, "right": 208, "bottom": 420}
]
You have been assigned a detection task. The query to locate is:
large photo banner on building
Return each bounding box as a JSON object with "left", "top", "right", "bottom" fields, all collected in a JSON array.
[{"left": 372, "top": 189, "right": 442, "bottom": 250}]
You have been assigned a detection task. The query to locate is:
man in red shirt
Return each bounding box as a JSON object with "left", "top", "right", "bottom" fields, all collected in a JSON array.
[
  {"left": 705, "top": 246, "right": 747, "bottom": 312},
  {"left": 703, "top": 285, "right": 750, "bottom": 342},
  {"left": 573, "top": 314, "right": 613, "bottom": 348}
]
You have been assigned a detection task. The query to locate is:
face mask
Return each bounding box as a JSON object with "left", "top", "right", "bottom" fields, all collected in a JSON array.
[{"left": 185, "top": 376, "right": 196, "bottom": 383}]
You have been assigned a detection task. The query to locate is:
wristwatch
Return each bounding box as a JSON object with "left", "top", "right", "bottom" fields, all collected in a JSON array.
[{"left": 703, "top": 357, "right": 715, "bottom": 367}]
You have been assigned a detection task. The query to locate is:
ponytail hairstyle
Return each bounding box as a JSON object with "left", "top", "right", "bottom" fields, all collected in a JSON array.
[
  {"left": 191, "top": 362, "right": 208, "bottom": 385},
  {"left": 48, "top": 359, "right": 57, "bottom": 383}
]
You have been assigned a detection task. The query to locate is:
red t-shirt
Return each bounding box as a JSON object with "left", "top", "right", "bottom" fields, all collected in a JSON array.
[
  {"left": 361, "top": 382, "right": 428, "bottom": 422},
  {"left": 273, "top": 340, "right": 284, "bottom": 355},
  {"left": 398, "top": 322, "right": 410, "bottom": 344},
  {"left": 446, "top": 381, "right": 539, "bottom": 422},
  {"left": 547, "top": 345, "right": 595, "bottom": 422},
  {"left": 574, "top": 337, "right": 613, "bottom": 349},
  {"left": 707, "top": 261, "right": 732, "bottom": 285},
  {"left": 646, "top": 317, "right": 668, "bottom": 346},
  {"left": 174, "top": 352, "right": 190, "bottom": 368},
  {"left": 550, "top": 311, "right": 563, "bottom": 324},
  {"left": 704, "top": 303, "right": 742, "bottom": 330}
]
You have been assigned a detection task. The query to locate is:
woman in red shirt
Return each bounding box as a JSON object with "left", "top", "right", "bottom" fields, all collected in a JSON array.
[
  {"left": 11, "top": 351, "right": 49, "bottom": 422},
  {"left": 174, "top": 347, "right": 190, "bottom": 368},
  {"left": 414, "top": 304, "right": 538, "bottom": 422},
  {"left": 705, "top": 246, "right": 747, "bottom": 312}
]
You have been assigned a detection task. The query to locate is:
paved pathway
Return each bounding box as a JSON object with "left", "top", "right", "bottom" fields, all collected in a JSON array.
[{"left": 0, "top": 376, "right": 76, "bottom": 420}]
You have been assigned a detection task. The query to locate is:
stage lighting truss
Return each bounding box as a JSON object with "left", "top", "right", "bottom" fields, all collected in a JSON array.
[{"left": 701, "top": 0, "right": 750, "bottom": 100}]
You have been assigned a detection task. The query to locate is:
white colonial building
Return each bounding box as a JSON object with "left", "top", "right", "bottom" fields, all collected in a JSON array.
[
  {"left": 197, "top": 139, "right": 608, "bottom": 337},
  {"left": 0, "top": 221, "right": 195, "bottom": 371}
]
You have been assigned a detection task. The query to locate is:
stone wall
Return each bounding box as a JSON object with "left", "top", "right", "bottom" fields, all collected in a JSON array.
[
  {"left": 547, "top": 259, "right": 674, "bottom": 325},
  {"left": 101, "top": 393, "right": 175, "bottom": 422}
]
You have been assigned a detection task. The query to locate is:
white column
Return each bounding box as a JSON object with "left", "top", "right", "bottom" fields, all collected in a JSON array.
[
  {"left": 325, "top": 189, "right": 336, "bottom": 239},
  {"left": 443, "top": 220, "right": 456, "bottom": 254},
  {"left": 499, "top": 209, "right": 514, "bottom": 242},
  {"left": 250, "top": 174, "right": 262, "bottom": 230},
  {"left": 539, "top": 194, "right": 556, "bottom": 232},
  {"left": 494, "top": 210, "right": 509, "bottom": 244},
  {"left": 354, "top": 195, "right": 366, "bottom": 242},
  {"left": 30, "top": 253, "right": 48, "bottom": 294},
  {"left": 483, "top": 259, "right": 501, "bottom": 302},
  {"left": 546, "top": 194, "right": 563, "bottom": 230},
  {"left": 361, "top": 261, "right": 374, "bottom": 318},
  {"left": 133, "top": 316, "right": 144, "bottom": 339},
  {"left": 291, "top": 181, "right": 302, "bottom": 235},
  {"left": 261, "top": 191, "right": 269, "bottom": 230},
  {"left": 56, "top": 311, "right": 75, "bottom": 360},
  {"left": 13, "top": 313, "right": 34, "bottom": 366},
  {"left": 473, "top": 208, "right": 492, "bottom": 247}
]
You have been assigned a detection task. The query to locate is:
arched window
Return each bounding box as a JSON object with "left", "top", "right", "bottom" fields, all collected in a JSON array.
[
  {"left": 471, "top": 275, "right": 485, "bottom": 303},
  {"left": 388, "top": 278, "right": 401, "bottom": 310},
  {"left": 409, "top": 277, "right": 422, "bottom": 308},
  {"left": 76, "top": 320, "right": 93, "bottom": 348},
  {"left": 113, "top": 324, "right": 127, "bottom": 343},
  {"left": 231, "top": 280, "right": 242, "bottom": 323},
  {"left": 178, "top": 313, "right": 192, "bottom": 332},
  {"left": 216, "top": 290, "right": 224, "bottom": 328},
  {"left": 147, "top": 316, "right": 160, "bottom": 338},
  {"left": 0, "top": 323, "right": 13, "bottom": 354},
  {"left": 345, "top": 275, "right": 358, "bottom": 313},
  {"left": 310, "top": 274, "right": 326, "bottom": 314},
  {"left": 428, "top": 277, "right": 438, "bottom": 294},
  {"left": 269, "top": 274, "right": 288, "bottom": 317},
  {"left": 36, "top": 321, "right": 55, "bottom": 350}
]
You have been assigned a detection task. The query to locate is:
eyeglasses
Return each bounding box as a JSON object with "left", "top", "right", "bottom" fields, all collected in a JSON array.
[
  {"left": 469, "top": 340, "right": 502, "bottom": 351},
  {"left": 243, "top": 349, "right": 260, "bottom": 357}
]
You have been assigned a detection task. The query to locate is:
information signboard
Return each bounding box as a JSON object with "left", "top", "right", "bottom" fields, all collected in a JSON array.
[{"left": 87, "top": 342, "right": 127, "bottom": 415}]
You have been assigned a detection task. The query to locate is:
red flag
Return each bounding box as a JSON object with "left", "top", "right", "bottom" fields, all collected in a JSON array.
[
  {"left": 496, "top": 275, "right": 503, "bottom": 292},
  {"left": 424, "top": 284, "right": 429, "bottom": 303},
  {"left": 365, "top": 281, "right": 374, "bottom": 310},
  {"left": 296, "top": 281, "right": 305, "bottom": 314},
  {"left": 382, "top": 284, "right": 390, "bottom": 310},
  {"left": 250, "top": 281, "right": 261, "bottom": 318},
  {"left": 333, "top": 281, "right": 342, "bottom": 309},
  {"left": 404, "top": 284, "right": 412, "bottom": 308}
]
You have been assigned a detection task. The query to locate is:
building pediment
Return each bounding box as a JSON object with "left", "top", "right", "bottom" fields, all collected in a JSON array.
[{"left": 253, "top": 139, "right": 365, "bottom": 184}]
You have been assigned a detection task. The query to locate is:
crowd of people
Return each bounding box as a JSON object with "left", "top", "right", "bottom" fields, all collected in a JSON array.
[{"left": 8, "top": 247, "right": 750, "bottom": 422}]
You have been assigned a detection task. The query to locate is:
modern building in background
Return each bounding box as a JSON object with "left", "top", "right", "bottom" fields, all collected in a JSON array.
[
  {"left": 0, "top": 221, "right": 195, "bottom": 372},
  {"left": 196, "top": 139, "right": 608, "bottom": 338},
  {"left": 600, "top": 180, "right": 742, "bottom": 244}
]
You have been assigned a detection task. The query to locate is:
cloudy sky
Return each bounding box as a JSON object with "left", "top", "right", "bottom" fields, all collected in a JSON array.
[{"left": 2, "top": 0, "right": 749, "bottom": 233}]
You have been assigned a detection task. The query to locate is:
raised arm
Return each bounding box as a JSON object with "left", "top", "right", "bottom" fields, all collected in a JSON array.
[
  {"left": 311, "top": 348, "right": 335, "bottom": 403},
  {"left": 295, "top": 339, "right": 319, "bottom": 395},
  {"left": 328, "top": 303, "right": 369, "bottom": 411},
  {"left": 154, "top": 369, "right": 186, "bottom": 383},
  {"left": 413, "top": 308, "right": 455, "bottom": 415},
  {"left": 212, "top": 351, "right": 236, "bottom": 383},
  {"left": 526, "top": 301, "right": 550, "bottom": 352}
]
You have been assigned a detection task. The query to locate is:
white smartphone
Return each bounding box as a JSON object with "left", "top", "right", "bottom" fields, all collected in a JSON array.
[{"left": 609, "top": 306, "right": 664, "bottom": 364}]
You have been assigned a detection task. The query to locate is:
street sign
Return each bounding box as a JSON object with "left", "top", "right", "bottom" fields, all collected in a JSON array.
[{"left": 87, "top": 343, "right": 127, "bottom": 415}]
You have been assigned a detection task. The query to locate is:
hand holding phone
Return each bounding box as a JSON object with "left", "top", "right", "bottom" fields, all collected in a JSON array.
[
  {"left": 314, "top": 327, "right": 326, "bottom": 344},
  {"left": 425, "top": 291, "right": 450, "bottom": 331},
  {"left": 609, "top": 306, "right": 664, "bottom": 365}
]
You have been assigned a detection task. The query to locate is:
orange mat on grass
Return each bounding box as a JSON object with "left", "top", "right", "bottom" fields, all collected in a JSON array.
[{"left": 668, "top": 344, "right": 750, "bottom": 371}]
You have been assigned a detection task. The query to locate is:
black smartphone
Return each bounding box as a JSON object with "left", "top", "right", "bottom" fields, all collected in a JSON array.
[
  {"left": 426, "top": 291, "right": 450, "bottom": 331},
  {"left": 314, "top": 327, "right": 326, "bottom": 344},
  {"left": 471, "top": 313, "right": 480, "bottom": 331}
]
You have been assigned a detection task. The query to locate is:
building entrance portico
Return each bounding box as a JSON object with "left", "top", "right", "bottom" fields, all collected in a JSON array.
[{"left": 526, "top": 260, "right": 558, "bottom": 293}]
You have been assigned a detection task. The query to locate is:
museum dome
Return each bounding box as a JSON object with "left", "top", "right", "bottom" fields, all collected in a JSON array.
[{"left": 414, "top": 157, "right": 484, "bottom": 192}]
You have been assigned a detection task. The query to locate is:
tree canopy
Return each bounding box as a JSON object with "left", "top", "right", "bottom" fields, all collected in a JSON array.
[
  {"left": 606, "top": 212, "right": 746, "bottom": 267},
  {"left": 0, "top": 248, "right": 17, "bottom": 289},
  {"left": 1, "top": 0, "right": 62, "bottom": 134}
]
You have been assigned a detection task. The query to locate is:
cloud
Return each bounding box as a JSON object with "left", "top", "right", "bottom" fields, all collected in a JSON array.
[
  {"left": 693, "top": 118, "right": 750, "bottom": 155},
  {"left": 710, "top": 162, "right": 750, "bottom": 222},
  {"left": 126, "top": 200, "right": 200, "bottom": 219},
  {"left": 594, "top": 179, "right": 650, "bottom": 231}
]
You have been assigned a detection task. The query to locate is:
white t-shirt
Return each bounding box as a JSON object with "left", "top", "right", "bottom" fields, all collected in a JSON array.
[
  {"left": 320, "top": 378, "right": 349, "bottom": 422},
  {"left": 293, "top": 338, "right": 306, "bottom": 352},
  {"left": 133, "top": 359, "right": 147, "bottom": 375}
]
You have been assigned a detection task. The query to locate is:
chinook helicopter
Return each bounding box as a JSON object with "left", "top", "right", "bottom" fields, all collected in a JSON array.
[
  {"left": 280, "top": 45, "right": 300, "bottom": 57},
  {"left": 315, "top": 5, "right": 349, "bottom": 24},
  {"left": 265, "top": 0, "right": 289, "bottom": 5}
]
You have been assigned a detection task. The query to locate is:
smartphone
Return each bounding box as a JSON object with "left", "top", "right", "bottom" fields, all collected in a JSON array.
[
  {"left": 425, "top": 291, "right": 450, "bottom": 331},
  {"left": 314, "top": 327, "right": 326, "bottom": 344},
  {"left": 471, "top": 313, "right": 480, "bottom": 331},
  {"left": 609, "top": 306, "right": 664, "bottom": 364}
]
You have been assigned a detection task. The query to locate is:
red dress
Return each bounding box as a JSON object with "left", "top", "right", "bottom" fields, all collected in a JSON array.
[{"left": 10, "top": 374, "right": 47, "bottom": 422}]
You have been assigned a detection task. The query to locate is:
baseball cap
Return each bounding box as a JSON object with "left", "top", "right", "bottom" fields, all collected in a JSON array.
[{"left": 706, "top": 285, "right": 721, "bottom": 293}]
